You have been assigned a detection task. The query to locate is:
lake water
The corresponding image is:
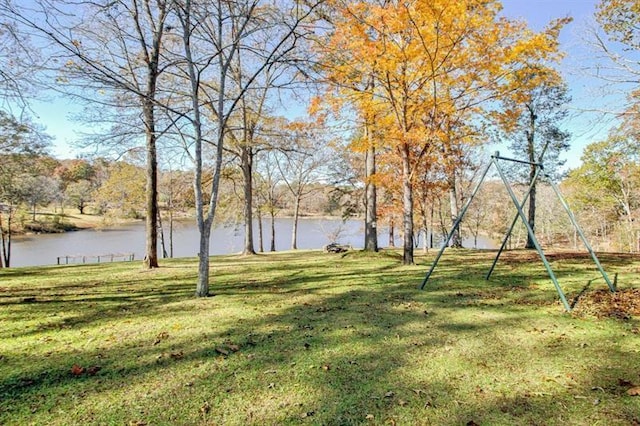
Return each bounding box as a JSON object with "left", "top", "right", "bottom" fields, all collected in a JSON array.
[{"left": 9, "top": 218, "right": 496, "bottom": 267}]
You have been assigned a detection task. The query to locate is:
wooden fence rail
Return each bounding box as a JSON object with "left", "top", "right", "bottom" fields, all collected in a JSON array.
[{"left": 56, "top": 253, "right": 135, "bottom": 265}]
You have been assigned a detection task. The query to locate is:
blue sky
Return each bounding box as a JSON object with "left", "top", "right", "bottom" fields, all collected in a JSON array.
[
  {"left": 500, "top": 0, "right": 619, "bottom": 171},
  {"left": 33, "top": 0, "right": 614, "bottom": 170}
]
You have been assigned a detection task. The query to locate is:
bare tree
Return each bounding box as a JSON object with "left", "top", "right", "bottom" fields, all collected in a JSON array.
[
  {"left": 0, "top": 112, "right": 50, "bottom": 267},
  {"left": 5, "top": 0, "right": 173, "bottom": 268},
  {"left": 0, "top": 1, "right": 41, "bottom": 111},
  {"left": 255, "top": 149, "right": 286, "bottom": 252},
  {"left": 277, "top": 121, "right": 328, "bottom": 249},
  {"left": 173, "top": 0, "right": 321, "bottom": 296}
]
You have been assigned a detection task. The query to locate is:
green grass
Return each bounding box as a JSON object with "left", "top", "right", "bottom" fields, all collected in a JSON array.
[{"left": 1, "top": 249, "right": 639, "bottom": 425}]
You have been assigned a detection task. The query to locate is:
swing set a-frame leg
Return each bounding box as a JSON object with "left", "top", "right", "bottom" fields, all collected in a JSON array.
[
  {"left": 419, "top": 152, "right": 612, "bottom": 312},
  {"left": 492, "top": 157, "right": 571, "bottom": 311},
  {"left": 419, "top": 160, "right": 493, "bottom": 290},
  {"left": 547, "top": 177, "right": 615, "bottom": 292},
  {"left": 486, "top": 166, "right": 543, "bottom": 281}
]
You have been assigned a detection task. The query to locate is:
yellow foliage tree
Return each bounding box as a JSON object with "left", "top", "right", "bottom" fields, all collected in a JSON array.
[
  {"left": 321, "top": 0, "right": 567, "bottom": 264},
  {"left": 95, "top": 162, "right": 146, "bottom": 219}
]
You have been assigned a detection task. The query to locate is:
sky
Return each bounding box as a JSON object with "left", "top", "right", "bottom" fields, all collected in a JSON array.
[
  {"left": 500, "top": 0, "right": 617, "bottom": 171},
  {"left": 31, "top": 0, "right": 616, "bottom": 170}
]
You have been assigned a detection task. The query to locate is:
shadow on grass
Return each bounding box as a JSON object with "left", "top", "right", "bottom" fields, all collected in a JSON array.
[{"left": 1, "top": 250, "right": 638, "bottom": 425}]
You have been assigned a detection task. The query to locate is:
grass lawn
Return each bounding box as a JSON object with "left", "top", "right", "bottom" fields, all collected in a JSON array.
[{"left": 1, "top": 249, "right": 639, "bottom": 425}]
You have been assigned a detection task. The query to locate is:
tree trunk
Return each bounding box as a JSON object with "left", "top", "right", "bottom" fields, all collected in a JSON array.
[
  {"left": 448, "top": 172, "right": 462, "bottom": 248},
  {"left": 525, "top": 160, "right": 537, "bottom": 249},
  {"left": 195, "top": 223, "right": 212, "bottom": 297},
  {"left": 257, "top": 207, "right": 264, "bottom": 252},
  {"left": 422, "top": 214, "right": 429, "bottom": 253},
  {"left": 158, "top": 211, "right": 168, "bottom": 258},
  {"left": 1, "top": 212, "right": 11, "bottom": 267},
  {"left": 525, "top": 108, "right": 537, "bottom": 249},
  {"left": 389, "top": 218, "right": 395, "bottom": 247},
  {"left": 429, "top": 202, "right": 435, "bottom": 249},
  {"left": 291, "top": 193, "right": 301, "bottom": 250},
  {"left": 241, "top": 146, "right": 256, "bottom": 255},
  {"left": 0, "top": 212, "right": 5, "bottom": 268},
  {"left": 364, "top": 141, "right": 378, "bottom": 251},
  {"left": 401, "top": 145, "right": 414, "bottom": 265},
  {"left": 143, "top": 101, "right": 159, "bottom": 268},
  {"left": 168, "top": 173, "right": 174, "bottom": 258},
  {"left": 270, "top": 212, "right": 276, "bottom": 252}
]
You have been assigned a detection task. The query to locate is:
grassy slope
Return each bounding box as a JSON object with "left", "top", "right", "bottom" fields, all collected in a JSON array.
[{"left": 0, "top": 250, "right": 638, "bottom": 425}]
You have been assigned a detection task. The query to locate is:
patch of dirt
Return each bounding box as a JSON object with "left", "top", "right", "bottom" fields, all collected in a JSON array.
[{"left": 572, "top": 289, "right": 640, "bottom": 320}]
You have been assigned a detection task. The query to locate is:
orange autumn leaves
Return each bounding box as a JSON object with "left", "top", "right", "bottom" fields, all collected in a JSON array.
[
  {"left": 317, "top": 0, "right": 568, "bottom": 262},
  {"left": 322, "top": 0, "right": 567, "bottom": 163}
]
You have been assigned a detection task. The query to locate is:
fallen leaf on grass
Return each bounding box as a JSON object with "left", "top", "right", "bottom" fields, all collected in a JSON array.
[
  {"left": 87, "top": 365, "right": 102, "bottom": 376},
  {"left": 627, "top": 387, "right": 640, "bottom": 396},
  {"left": 153, "top": 331, "right": 169, "bottom": 345},
  {"left": 398, "top": 399, "right": 408, "bottom": 406},
  {"left": 215, "top": 347, "right": 230, "bottom": 356},
  {"left": 128, "top": 421, "right": 147, "bottom": 426},
  {"left": 384, "top": 391, "right": 395, "bottom": 398},
  {"left": 366, "top": 414, "right": 374, "bottom": 420},
  {"left": 200, "top": 401, "right": 211, "bottom": 415},
  {"left": 71, "top": 364, "right": 85, "bottom": 376},
  {"left": 215, "top": 343, "right": 240, "bottom": 356},
  {"left": 170, "top": 351, "right": 184, "bottom": 360}
]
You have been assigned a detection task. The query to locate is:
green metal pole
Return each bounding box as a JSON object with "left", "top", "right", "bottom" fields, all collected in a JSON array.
[
  {"left": 547, "top": 177, "right": 615, "bottom": 292},
  {"left": 420, "top": 159, "right": 493, "bottom": 289},
  {"left": 486, "top": 165, "right": 543, "bottom": 280},
  {"left": 493, "top": 158, "right": 571, "bottom": 311}
]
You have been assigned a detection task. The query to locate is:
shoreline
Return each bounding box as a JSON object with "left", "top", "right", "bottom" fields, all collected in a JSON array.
[{"left": 16, "top": 212, "right": 359, "bottom": 236}]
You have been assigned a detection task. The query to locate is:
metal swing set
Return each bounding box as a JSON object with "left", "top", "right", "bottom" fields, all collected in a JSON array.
[{"left": 419, "top": 151, "right": 616, "bottom": 312}]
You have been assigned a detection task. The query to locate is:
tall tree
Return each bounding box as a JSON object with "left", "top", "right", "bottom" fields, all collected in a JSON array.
[
  {"left": 174, "top": 0, "right": 321, "bottom": 296},
  {"left": 566, "top": 134, "right": 640, "bottom": 252},
  {"left": 0, "top": 1, "right": 40, "bottom": 110},
  {"left": 277, "top": 120, "right": 328, "bottom": 250},
  {"left": 495, "top": 66, "right": 570, "bottom": 249},
  {"left": 0, "top": 111, "right": 50, "bottom": 267},
  {"left": 6, "top": 0, "right": 171, "bottom": 268},
  {"left": 255, "top": 148, "right": 286, "bottom": 252},
  {"left": 225, "top": 69, "right": 281, "bottom": 256},
  {"left": 593, "top": 0, "right": 640, "bottom": 115},
  {"left": 324, "top": 0, "right": 566, "bottom": 264},
  {"left": 95, "top": 161, "right": 146, "bottom": 217},
  {"left": 20, "top": 175, "right": 59, "bottom": 221},
  {"left": 65, "top": 180, "right": 94, "bottom": 214}
]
